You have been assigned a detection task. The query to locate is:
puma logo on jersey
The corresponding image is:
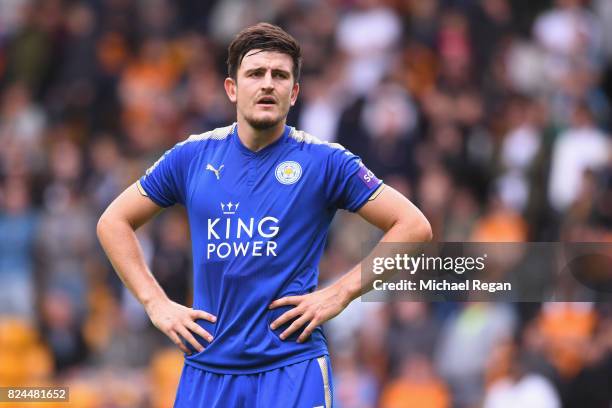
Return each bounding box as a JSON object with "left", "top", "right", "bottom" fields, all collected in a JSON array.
[{"left": 206, "top": 164, "right": 224, "bottom": 179}]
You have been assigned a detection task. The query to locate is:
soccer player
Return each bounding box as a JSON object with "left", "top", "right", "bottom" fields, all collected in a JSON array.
[{"left": 97, "top": 23, "right": 431, "bottom": 407}]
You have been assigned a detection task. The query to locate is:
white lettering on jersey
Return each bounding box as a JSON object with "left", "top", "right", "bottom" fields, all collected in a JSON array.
[
  {"left": 206, "top": 216, "right": 280, "bottom": 259},
  {"left": 258, "top": 216, "right": 280, "bottom": 238},
  {"left": 208, "top": 219, "right": 220, "bottom": 239}
]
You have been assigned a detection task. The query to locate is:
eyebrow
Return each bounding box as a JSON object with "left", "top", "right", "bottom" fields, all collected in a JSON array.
[{"left": 244, "top": 67, "right": 291, "bottom": 76}]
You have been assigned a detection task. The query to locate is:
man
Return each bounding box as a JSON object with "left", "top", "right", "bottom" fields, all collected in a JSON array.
[{"left": 97, "top": 23, "right": 431, "bottom": 408}]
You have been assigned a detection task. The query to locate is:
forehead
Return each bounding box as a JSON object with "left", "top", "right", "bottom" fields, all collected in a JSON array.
[{"left": 239, "top": 50, "right": 293, "bottom": 73}]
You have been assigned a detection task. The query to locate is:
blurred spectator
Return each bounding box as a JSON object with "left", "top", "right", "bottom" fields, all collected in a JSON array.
[
  {"left": 435, "top": 303, "right": 516, "bottom": 407},
  {"left": 0, "top": 82, "right": 45, "bottom": 176},
  {"left": 537, "top": 302, "right": 597, "bottom": 379},
  {"left": 36, "top": 139, "right": 95, "bottom": 319},
  {"left": 563, "top": 308, "right": 612, "bottom": 407},
  {"left": 56, "top": 4, "right": 97, "bottom": 100},
  {"left": 3, "top": 2, "right": 55, "bottom": 94},
  {"left": 396, "top": 40, "right": 438, "bottom": 100},
  {"left": 151, "top": 210, "right": 191, "bottom": 306},
  {"left": 416, "top": 163, "right": 454, "bottom": 238},
  {"left": 118, "top": 37, "right": 183, "bottom": 151},
  {"left": 332, "top": 350, "right": 378, "bottom": 408},
  {"left": 84, "top": 136, "right": 125, "bottom": 213},
  {"left": 504, "top": 38, "right": 549, "bottom": 97},
  {"left": 443, "top": 187, "right": 479, "bottom": 240},
  {"left": 380, "top": 354, "right": 450, "bottom": 408},
  {"left": 436, "top": 9, "right": 472, "bottom": 92},
  {"left": 534, "top": 0, "right": 602, "bottom": 74},
  {"left": 470, "top": 0, "right": 514, "bottom": 78},
  {"left": 595, "top": 0, "right": 612, "bottom": 60},
  {"left": 179, "top": 34, "right": 235, "bottom": 133},
  {"left": 0, "top": 0, "right": 30, "bottom": 39},
  {"left": 471, "top": 194, "right": 528, "bottom": 241},
  {"left": 497, "top": 95, "right": 542, "bottom": 212},
  {"left": 40, "top": 288, "right": 88, "bottom": 372},
  {"left": 0, "top": 177, "right": 38, "bottom": 318},
  {"left": 548, "top": 103, "right": 611, "bottom": 212},
  {"left": 336, "top": 0, "right": 402, "bottom": 95},
  {"left": 483, "top": 332, "right": 561, "bottom": 408},
  {"left": 337, "top": 80, "right": 418, "bottom": 181},
  {"left": 297, "top": 64, "right": 346, "bottom": 142},
  {"left": 483, "top": 360, "right": 561, "bottom": 407},
  {"left": 385, "top": 302, "right": 439, "bottom": 376},
  {"left": 400, "top": 0, "right": 439, "bottom": 49}
]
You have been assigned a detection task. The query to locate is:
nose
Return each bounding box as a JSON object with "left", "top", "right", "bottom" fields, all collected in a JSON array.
[{"left": 261, "top": 71, "right": 274, "bottom": 90}]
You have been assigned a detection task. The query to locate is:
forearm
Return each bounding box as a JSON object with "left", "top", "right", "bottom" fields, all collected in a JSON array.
[
  {"left": 332, "top": 220, "right": 432, "bottom": 306},
  {"left": 269, "top": 186, "right": 432, "bottom": 342},
  {"left": 97, "top": 215, "right": 168, "bottom": 308}
]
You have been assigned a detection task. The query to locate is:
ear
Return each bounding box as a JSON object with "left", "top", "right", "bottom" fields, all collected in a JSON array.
[
  {"left": 224, "top": 77, "right": 237, "bottom": 103},
  {"left": 290, "top": 82, "right": 300, "bottom": 106}
]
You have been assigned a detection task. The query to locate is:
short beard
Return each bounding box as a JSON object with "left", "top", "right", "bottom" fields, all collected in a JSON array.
[{"left": 245, "top": 114, "right": 283, "bottom": 130}]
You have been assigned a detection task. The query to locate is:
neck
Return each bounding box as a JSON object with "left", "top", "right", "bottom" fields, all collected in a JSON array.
[{"left": 236, "top": 116, "right": 286, "bottom": 152}]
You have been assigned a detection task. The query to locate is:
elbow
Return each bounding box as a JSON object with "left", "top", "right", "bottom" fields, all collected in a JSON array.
[
  {"left": 418, "top": 218, "right": 433, "bottom": 242},
  {"left": 96, "top": 211, "right": 113, "bottom": 243},
  {"left": 407, "top": 214, "right": 433, "bottom": 242},
  {"left": 398, "top": 214, "right": 433, "bottom": 242},
  {"left": 96, "top": 214, "right": 107, "bottom": 243}
]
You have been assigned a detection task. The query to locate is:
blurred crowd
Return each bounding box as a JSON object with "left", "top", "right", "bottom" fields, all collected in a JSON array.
[{"left": 0, "top": 0, "right": 611, "bottom": 407}]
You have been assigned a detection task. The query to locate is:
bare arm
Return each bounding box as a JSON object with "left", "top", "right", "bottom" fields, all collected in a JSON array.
[
  {"left": 97, "top": 183, "right": 216, "bottom": 353},
  {"left": 97, "top": 183, "right": 165, "bottom": 305},
  {"left": 331, "top": 185, "right": 432, "bottom": 302},
  {"left": 270, "top": 185, "right": 432, "bottom": 342}
]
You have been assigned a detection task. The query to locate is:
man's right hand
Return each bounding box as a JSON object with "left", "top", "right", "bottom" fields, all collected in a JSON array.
[
  {"left": 144, "top": 297, "right": 216, "bottom": 354},
  {"left": 97, "top": 185, "right": 217, "bottom": 354}
]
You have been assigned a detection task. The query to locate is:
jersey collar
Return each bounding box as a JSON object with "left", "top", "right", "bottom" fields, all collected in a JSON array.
[{"left": 232, "top": 123, "right": 290, "bottom": 156}]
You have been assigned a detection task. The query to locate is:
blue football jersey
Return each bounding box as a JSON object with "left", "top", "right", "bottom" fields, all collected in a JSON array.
[{"left": 138, "top": 123, "right": 383, "bottom": 374}]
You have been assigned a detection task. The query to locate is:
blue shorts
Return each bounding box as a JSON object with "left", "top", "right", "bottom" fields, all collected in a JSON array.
[{"left": 173, "top": 355, "right": 333, "bottom": 408}]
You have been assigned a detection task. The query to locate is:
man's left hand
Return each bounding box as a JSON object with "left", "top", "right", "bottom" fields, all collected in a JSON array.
[{"left": 269, "top": 284, "right": 348, "bottom": 343}]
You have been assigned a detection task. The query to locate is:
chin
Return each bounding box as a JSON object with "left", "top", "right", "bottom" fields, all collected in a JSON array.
[{"left": 246, "top": 114, "right": 284, "bottom": 130}]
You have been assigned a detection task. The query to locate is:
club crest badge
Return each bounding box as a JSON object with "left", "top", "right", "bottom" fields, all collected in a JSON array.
[{"left": 275, "top": 161, "right": 302, "bottom": 185}]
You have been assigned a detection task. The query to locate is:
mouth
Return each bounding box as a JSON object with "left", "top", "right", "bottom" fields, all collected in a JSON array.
[{"left": 256, "top": 96, "right": 277, "bottom": 106}]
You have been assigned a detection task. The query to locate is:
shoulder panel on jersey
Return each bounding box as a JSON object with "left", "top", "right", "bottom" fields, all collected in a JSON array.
[
  {"left": 145, "top": 151, "right": 170, "bottom": 176},
  {"left": 144, "top": 124, "right": 234, "bottom": 175},
  {"left": 177, "top": 123, "right": 235, "bottom": 146},
  {"left": 288, "top": 128, "right": 348, "bottom": 153}
]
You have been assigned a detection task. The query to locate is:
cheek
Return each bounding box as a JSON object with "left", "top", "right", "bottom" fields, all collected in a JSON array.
[
  {"left": 237, "top": 84, "right": 257, "bottom": 102},
  {"left": 279, "top": 87, "right": 293, "bottom": 103},
  {"left": 235, "top": 90, "right": 249, "bottom": 107}
]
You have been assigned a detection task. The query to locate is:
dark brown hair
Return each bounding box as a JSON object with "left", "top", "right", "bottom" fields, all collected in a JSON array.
[{"left": 226, "top": 23, "right": 302, "bottom": 82}]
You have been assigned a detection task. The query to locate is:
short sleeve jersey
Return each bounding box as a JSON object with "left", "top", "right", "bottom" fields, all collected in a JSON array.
[{"left": 138, "top": 124, "right": 383, "bottom": 374}]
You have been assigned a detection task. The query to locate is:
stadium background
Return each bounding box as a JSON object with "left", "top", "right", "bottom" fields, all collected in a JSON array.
[{"left": 0, "top": 0, "right": 611, "bottom": 406}]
